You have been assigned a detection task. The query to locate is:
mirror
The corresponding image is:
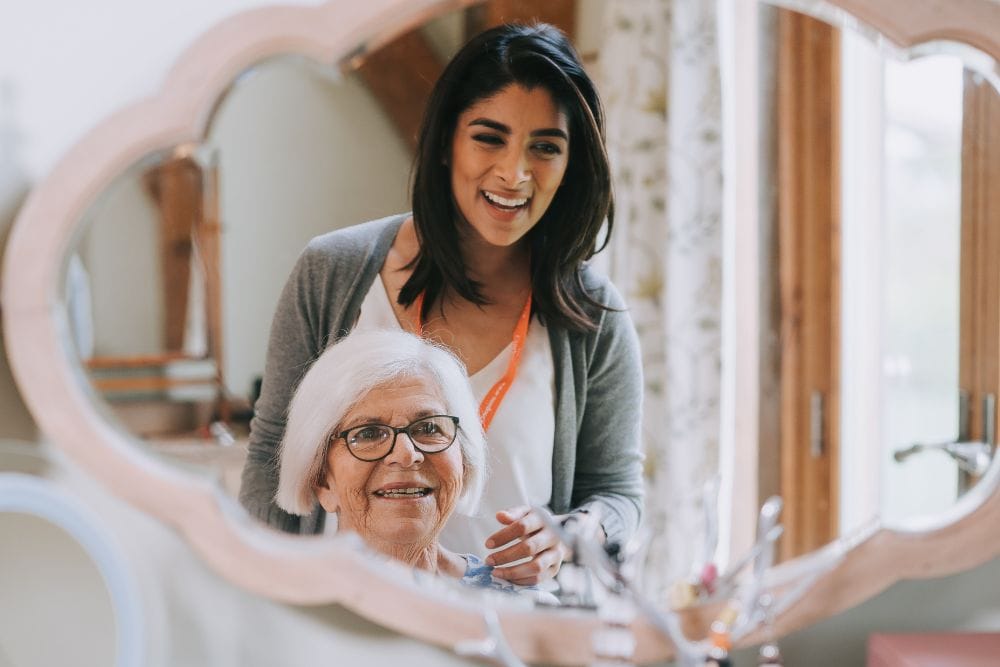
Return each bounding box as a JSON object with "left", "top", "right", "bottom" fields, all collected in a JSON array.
[
  {"left": 69, "top": 0, "right": 999, "bottom": 580},
  {"left": 755, "top": 0, "right": 1000, "bottom": 560},
  {"left": 4, "top": 0, "right": 1000, "bottom": 662}
]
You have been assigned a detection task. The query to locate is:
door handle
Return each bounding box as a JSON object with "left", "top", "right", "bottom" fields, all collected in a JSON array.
[
  {"left": 893, "top": 393, "right": 996, "bottom": 478},
  {"left": 892, "top": 440, "right": 993, "bottom": 476}
]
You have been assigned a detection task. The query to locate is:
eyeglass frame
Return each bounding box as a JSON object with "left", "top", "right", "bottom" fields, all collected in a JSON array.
[{"left": 328, "top": 414, "right": 461, "bottom": 462}]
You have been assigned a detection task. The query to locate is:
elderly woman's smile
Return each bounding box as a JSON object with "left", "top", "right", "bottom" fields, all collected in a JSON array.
[
  {"left": 372, "top": 480, "right": 436, "bottom": 498},
  {"left": 369, "top": 473, "right": 437, "bottom": 500},
  {"left": 315, "top": 376, "right": 465, "bottom": 554},
  {"left": 373, "top": 486, "right": 431, "bottom": 498}
]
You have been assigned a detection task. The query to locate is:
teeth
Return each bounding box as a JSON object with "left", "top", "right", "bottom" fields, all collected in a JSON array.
[
  {"left": 375, "top": 487, "right": 430, "bottom": 498},
  {"left": 483, "top": 191, "right": 528, "bottom": 207}
]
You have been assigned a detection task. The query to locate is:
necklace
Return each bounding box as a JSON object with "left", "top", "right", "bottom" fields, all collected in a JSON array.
[{"left": 414, "top": 291, "right": 532, "bottom": 431}]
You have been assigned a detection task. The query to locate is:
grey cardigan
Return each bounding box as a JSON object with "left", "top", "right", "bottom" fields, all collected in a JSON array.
[{"left": 238, "top": 213, "right": 644, "bottom": 544}]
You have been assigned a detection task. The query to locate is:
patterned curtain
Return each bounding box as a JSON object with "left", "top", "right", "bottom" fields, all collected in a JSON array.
[{"left": 598, "top": 0, "right": 724, "bottom": 596}]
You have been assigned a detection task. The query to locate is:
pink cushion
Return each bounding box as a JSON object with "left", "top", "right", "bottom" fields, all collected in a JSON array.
[{"left": 868, "top": 633, "right": 1000, "bottom": 666}]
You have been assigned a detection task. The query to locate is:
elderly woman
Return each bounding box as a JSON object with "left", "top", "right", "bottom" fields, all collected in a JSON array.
[{"left": 275, "top": 329, "right": 548, "bottom": 593}]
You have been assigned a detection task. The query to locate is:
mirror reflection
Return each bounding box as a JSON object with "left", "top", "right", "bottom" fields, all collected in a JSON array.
[
  {"left": 757, "top": 2, "right": 1000, "bottom": 559},
  {"left": 234, "top": 20, "right": 644, "bottom": 593},
  {"left": 868, "top": 51, "right": 973, "bottom": 522},
  {"left": 70, "top": 54, "right": 413, "bottom": 493},
  {"left": 869, "top": 53, "right": 1000, "bottom": 523},
  {"left": 62, "top": 0, "right": 1000, "bottom": 609}
]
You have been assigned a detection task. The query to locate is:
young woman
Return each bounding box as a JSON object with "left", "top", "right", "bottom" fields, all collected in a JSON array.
[{"left": 240, "top": 23, "right": 644, "bottom": 586}]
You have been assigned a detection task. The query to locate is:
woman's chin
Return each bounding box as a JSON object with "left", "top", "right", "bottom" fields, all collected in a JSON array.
[
  {"left": 367, "top": 508, "right": 441, "bottom": 547},
  {"left": 372, "top": 523, "right": 437, "bottom": 551}
]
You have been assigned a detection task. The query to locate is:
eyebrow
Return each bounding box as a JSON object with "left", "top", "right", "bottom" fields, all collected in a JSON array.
[
  {"left": 468, "top": 118, "right": 569, "bottom": 141},
  {"left": 341, "top": 408, "right": 439, "bottom": 428}
]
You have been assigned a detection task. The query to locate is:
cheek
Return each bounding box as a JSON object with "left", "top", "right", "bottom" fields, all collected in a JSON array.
[
  {"left": 453, "top": 142, "right": 492, "bottom": 182},
  {"left": 450, "top": 141, "right": 468, "bottom": 177},
  {"left": 339, "top": 486, "right": 373, "bottom": 532},
  {"left": 435, "top": 458, "right": 465, "bottom": 509},
  {"left": 450, "top": 160, "right": 474, "bottom": 202},
  {"left": 541, "top": 160, "right": 569, "bottom": 193},
  {"left": 333, "top": 462, "right": 372, "bottom": 513}
]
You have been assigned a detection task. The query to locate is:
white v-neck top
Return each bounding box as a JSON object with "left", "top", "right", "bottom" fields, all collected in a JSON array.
[{"left": 352, "top": 275, "right": 555, "bottom": 555}]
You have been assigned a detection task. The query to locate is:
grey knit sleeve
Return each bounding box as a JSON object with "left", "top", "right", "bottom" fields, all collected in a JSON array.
[
  {"left": 238, "top": 242, "right": 327, "bottom": 532},
  {"left": 571, "top": 279, "right": 645, "bottom": 546}
]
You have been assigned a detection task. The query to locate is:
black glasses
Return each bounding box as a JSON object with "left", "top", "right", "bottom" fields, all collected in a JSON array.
[{"left": 333, "top": 415, "right": 460, "bottom": 462}]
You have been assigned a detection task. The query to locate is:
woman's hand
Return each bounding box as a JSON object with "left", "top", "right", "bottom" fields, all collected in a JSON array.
[{"left": 484, "top": 505, "right": 571, "bottom": 585}]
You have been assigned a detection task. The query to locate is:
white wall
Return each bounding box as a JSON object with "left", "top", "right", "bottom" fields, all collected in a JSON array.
[
  {"left": 0, "top": 0, "right": 327, "bottom": 181},
  {"left": 0, "top": 512, "right": 117, "bottom": 667},
  {"left": 79, "top": 172, "right": 166, "bottom": 357},
  {"left": 210, "top": 60, "right": 411, "bottom": 398}
]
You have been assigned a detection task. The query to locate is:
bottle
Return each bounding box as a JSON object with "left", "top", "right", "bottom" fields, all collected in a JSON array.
[
  {"left": 758, "top": 641, "right": 784, "bottom": 666},
  {"left": 705, "top": 619, "right": 733, "bottom": 666},
  {"left": 704, "top": 645, "right": 732, "bottom": 667}
]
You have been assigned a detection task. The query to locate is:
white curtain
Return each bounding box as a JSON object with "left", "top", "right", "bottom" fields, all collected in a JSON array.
[{"left": 599, "top": 0, "right": 724, "bottom": 594}]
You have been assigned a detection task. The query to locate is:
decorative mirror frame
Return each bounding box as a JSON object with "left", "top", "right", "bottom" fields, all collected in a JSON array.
[{"left": 2, "top": 0, "right": 998, "bottom": 662}]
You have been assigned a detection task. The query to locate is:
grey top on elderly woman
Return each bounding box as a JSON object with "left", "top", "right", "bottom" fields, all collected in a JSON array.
[{"left": 275, "top": 329, "right": 555, "bottom": 601}]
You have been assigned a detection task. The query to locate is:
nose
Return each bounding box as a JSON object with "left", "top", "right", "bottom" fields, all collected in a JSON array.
[
  {"left": 494, "top": 146, "right": 530, "bottom": 186},
  {"left": 384, "top": 432, "right": 424, "bottom": 467}
]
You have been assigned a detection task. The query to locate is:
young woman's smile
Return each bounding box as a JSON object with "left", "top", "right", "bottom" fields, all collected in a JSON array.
[{"left": 450, "top": 84, "right": 570, "bottom": 248}]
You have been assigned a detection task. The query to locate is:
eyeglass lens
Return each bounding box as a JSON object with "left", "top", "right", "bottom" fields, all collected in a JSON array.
[{"left": 343, "top": 415, "right": 457, "bottom": 459}]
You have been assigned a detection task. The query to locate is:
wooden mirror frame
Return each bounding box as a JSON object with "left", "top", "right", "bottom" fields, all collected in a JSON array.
[{"left": 2, "top": 0, "right": 998, "bottom": 663}]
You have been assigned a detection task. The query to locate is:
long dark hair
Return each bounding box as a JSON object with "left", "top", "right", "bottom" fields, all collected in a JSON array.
[{"left": 401, "top": 23, "right": 614, "bottom": 333}]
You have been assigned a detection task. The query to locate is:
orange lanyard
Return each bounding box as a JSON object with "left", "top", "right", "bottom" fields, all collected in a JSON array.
[{"left": 414, "top": 291, "right": 532, "bottom": 431}]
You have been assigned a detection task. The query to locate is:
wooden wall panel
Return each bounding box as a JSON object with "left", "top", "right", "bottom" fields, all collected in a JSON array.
[
  {"left": 149, "top": 157, "right": 202, "bottom": 353},
  {"left": 357, "top": 30, "right": 444, "bottom": 152},
  {"left": 776, "top": 9, "right": 841, "bottom": 560},
  {"left": 959, "top": 72, "right": 1000, "bottom": 448},
  {"left": 466, "top": 0, "right": 576, "bottom": 39}
]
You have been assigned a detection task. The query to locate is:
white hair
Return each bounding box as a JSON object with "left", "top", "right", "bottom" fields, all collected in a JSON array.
[{"left": 275, "top": 329, "right": 486, "bottom": 518}]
